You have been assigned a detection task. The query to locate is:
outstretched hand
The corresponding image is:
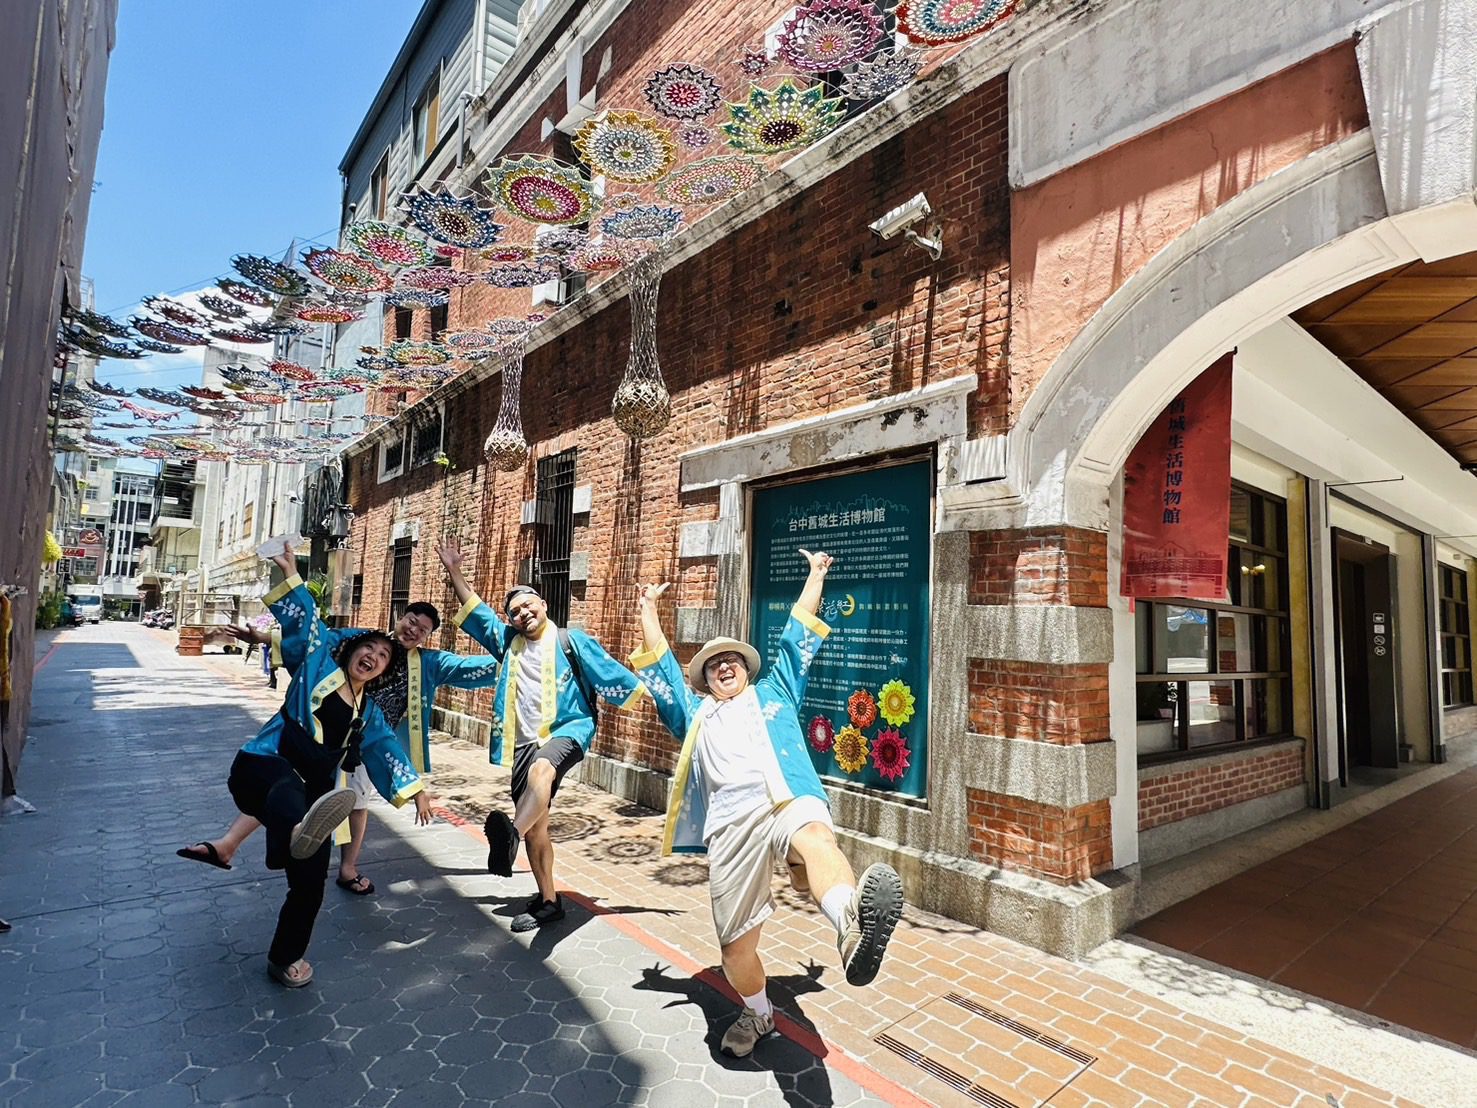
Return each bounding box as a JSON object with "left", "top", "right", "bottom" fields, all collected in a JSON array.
[
  {"left": 437, "top": 537, "right": 463, "bottom": 572},
  {"left": 414, "top": 793, "right": 433, "bottom": 826},
  {"left": 271, "top": 543, "right": 296, "bottom": 577},
  {"left": 223, "top": 623, "right": 258, "bottom": 645},
  {"left": 637, "top": 582, "right": 670, "bottom": 611},
  {"left": 799, "top": 548, "right": 834, "bottom": 575}
]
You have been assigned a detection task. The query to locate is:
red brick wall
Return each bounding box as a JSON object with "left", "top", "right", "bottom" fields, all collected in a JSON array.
[
  {"left": 969, "top": 528, "right": 1109, "bottom": 606},
  {"left": 967, "top": 660, "right": 1109, "bottom": 744},
  {"left": 349, "top": 66, "right": 1013, "bottom": 774},
  {"left": 966, "top": 791, "right": 1112, "bottom": 885},
  {"left": 1138, "top": 744, "right": 1305, "bottom": 832}
]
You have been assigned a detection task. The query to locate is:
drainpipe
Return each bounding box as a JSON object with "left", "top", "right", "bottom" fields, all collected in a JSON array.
[{"left": 457, "top": 91, "right": 474, "bottom": 170}]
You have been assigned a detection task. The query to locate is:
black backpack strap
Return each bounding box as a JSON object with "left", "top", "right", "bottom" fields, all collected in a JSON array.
[{"left": 558, "top": 626, "right": 598, "bottom": 723}]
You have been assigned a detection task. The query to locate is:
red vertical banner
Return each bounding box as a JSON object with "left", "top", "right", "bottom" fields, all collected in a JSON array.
[{"left": 1121, "top": 354, "right": 1233, "bottom": 601}]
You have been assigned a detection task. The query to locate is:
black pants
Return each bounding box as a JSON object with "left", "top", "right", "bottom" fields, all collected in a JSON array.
[{"left": 228, "top": 750, "right": 334, "bottom": 967}]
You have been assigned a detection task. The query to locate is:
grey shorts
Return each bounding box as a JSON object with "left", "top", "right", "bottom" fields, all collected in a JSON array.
[{"left": 706, "top": 795, "right": 832, "bottom": 947}]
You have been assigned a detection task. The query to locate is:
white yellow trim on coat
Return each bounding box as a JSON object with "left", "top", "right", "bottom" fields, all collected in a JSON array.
[
  {"left": 264, "top": 574, "right": 302, "bottom": 606},
  {"left": 452, "top": 593, "right": 483, "bottom": 629},
  {"left": 392, "top": 779, "right": 425, "bottom": 807},
  {"left": 790, "top": 605, "right": 830, "bottom": 638},
  {"left": 660, "top": 716, "right": 703, "bottom": 855},
  {"left": 406, "top": 646, "right": 425, "bottom": 773},
  {"left": 629, "top": 638, "right": 669, "bottom": 670},
  {"left": 269, "top": 628, "right": 284, "bottom": 668}
]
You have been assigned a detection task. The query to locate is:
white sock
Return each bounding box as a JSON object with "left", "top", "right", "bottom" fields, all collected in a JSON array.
[
  {"left": 820, "top": 885, "right": 855, "bottom": 934},
  {"left": 741, "top": 989, "right": 772, "bottom": 1019}
]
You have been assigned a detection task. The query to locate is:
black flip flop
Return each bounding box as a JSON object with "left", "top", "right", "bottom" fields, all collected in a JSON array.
[
  {"left": 176, "top": 842, "right": 232, "bottom": 870},
  {"left": 335, "top": 874, "right": 374, "bottom": 896}
]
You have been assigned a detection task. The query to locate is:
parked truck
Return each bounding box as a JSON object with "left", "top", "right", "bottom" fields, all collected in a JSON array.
[{"left": 68, "top": 585, "right": 103, "bottom": 624}]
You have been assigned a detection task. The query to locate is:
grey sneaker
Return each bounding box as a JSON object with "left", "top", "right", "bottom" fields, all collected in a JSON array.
[
  {"left": 719, "top": 1007, "right": 775, "bottom": 1057},
  {"left": 290, "top": 789, "right": 357, "bottom": 860},
  {"left": 838, "top": 863, "right": 903, "bottom": 986}
]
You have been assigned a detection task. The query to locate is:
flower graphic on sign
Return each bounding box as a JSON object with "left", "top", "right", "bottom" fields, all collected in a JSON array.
[
  {"left": 833, "top": 725, "right": 868, "bottom": 774},
  {"left": 847, "top": 688, "right": 877, "bottom": 728},
  {"left": 808, "top": 715, "right": 835, "bottom": 753},
  {"left": 878, "top": 679, "right": 916, "bottom": 727},
  {"left": 870, "top": 728, "right": 910, "bottom": 782}
]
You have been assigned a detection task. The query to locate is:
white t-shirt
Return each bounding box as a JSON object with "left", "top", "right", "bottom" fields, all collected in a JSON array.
[
  {"left": 513, "top": 631, "right": 546, "bottom": 748},
  {"left": 694, "top": 691, "right": 774, "bottom": 840}
]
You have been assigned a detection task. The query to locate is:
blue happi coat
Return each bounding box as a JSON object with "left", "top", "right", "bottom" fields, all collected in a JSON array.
[
  {"left": 451, "top": 593, "right": 646, "bottom": 766},
  {"left": 631, "top": 605, "right": 831, "bottom": 855},
  {"left": 244, "top": 574, "right": 423, "bottom": 810}
]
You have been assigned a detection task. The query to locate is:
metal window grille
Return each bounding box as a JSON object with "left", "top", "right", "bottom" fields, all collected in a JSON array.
[
  {"left": 534, "top": 449, "right": 577, "bottom": 626},
  {"left": 389, "top": 538, "right": 413, "bottom": 626}
]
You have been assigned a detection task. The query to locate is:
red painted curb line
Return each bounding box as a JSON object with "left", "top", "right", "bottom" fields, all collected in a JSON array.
[
  {"left": 432, "top": 804, "right": 928, "bottom": 1108},
  {"left": 32, "top": 642, "right": 59, "bottom": 675}
]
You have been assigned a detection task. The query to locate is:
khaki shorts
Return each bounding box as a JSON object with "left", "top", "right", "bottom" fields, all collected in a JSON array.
[
  {"left": 347, "top": 764, "right": 373, "bottom": 811},
  {"left": 707, "top": 795, "right": 833, "bottom": 947}
]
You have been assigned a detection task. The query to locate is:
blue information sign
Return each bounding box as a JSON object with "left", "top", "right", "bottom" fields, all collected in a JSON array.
[{"left": 749, "top": 459, "right": 931, "bottom": 798}]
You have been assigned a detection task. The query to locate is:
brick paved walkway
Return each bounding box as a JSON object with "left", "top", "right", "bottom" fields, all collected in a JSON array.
[{"left": 0, "top": 624, "right": 1444, "bottom": 1106}]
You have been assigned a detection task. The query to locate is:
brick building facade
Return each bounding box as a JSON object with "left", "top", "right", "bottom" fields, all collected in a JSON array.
[{"left": 339, "top": 0, "right": 1477, "bottom": 955}]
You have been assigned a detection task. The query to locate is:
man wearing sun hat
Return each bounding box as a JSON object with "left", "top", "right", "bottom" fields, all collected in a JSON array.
[{"left": 632, "top": 548, "right": 904, "bottom": 1059}]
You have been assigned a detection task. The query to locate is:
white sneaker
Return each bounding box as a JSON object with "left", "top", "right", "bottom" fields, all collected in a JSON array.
[
  {"left": 838, "top": 863, "right": 903, "bottom": 986},
  {"left": 290, "top": 788, "right": 356, "bottom": 860}
]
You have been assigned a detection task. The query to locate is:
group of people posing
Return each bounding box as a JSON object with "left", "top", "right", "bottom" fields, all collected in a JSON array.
[{"left": 177, "top": 539, "right": 903, "bottom": 1057}]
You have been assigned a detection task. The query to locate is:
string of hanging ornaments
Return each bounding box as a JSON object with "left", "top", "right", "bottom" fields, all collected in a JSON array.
[
  {"left": 483, "top": 334, "right": 530, "bottom": 471},
  {"left": 611, "top": 249, "right": 672, "bottom": 439}
]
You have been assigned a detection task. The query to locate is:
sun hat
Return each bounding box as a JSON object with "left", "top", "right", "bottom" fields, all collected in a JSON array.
[{"left": 688, "top": 637, "right": 761, "bottom": 694}]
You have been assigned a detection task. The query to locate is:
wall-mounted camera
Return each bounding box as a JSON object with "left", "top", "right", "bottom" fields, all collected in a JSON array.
[{"left": 868, "top": 192, "right": 943, "bottom": 260}]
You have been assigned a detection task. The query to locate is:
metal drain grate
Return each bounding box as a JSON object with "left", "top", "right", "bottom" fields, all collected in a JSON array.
[
  {"left": 875, "top": 1034, "right": 1019, "bottom": 1108},
  {"left": 944, "top": 992, "right": 1097, "bottom": 1067}
]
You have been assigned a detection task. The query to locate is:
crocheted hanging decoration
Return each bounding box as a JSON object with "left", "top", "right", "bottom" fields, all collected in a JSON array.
[
  {"left": 356, "top": 354, "right": 399, "bottom": 373},
  {"left": 484, "top": 336, "right": 529, "bottom": 471},
  {"left": 480, "top": 259, "right": 562, "bottom": 288},
  {"left": 573, "top": 110, "right": 678, "bottom": 184},
  {"left": 130, "top": 337, "right": 185, "bottom": 354},
  {"left": 485, "top": 155, "right": 600, "bottom": 226},
  {"left": 86, "top": 380, "right": 131, "bottom": 398},
  {"left": 302, "top": 248, "right": 394, "bottom": 293},
  {"left": 833, "top": 725, "right": 869, "bottom": 774},
  {"left": 605, "top": 193, "right": 642, "bottom": 212},
  {"left": 68, "top": 308, "right": 132, "bottom": 337},
  {"left": 397, "top": 265, "right": 476, "bottom": 291},
  {"left": 870, "top": 727, "right": 911, "bottom": 782},
  {"left": 268, "top": 359, "right": 316, "bottom": 382},
  {"left": 432, "top": 244, "right": 463, "bottom": 259},
  {"left": 72, "top": 333, "right": 143, "bottom": 360},
  {"left": 600, "top": 204, "right": 683, "bottom": 241},
  {"left": 141, "top": 296, "right": 211, "bottom": 328},
  {"left": 400, "top": 186, "right": 506, "bottom": 248},
  {"left": 677, "top": 124, "right": 715, "bottom": 150},
  {"left": 237, "top": 391, "right": 288, "bottom": 406},
  {"left": 479, "top": 243, "right": 534, "bottom": 264},
  {"left": 535, "top": 227, "right": 588, "bottom": 256},
  {"left": 294, "top": 301, "right": 362, "bottom": 324},
  {"left": 776, "top": 0, "right": 885, "bottom": 73},
  {"left": 231, "top": 253, "right": 312, "bottom": 297},
  {"left": 198, "top": 293, "right": 249, "bottom": 320},
  {"left": 386, "top": 340, "right": 452, "bottom": 367},
  {"left": 180, "top": 385, "right": 228, "bottom": 401},
  {"left": 737, "top": 46, "right": 772, "bottom": 77},
  {"left": 566, "top": 239, "right": 648, "bottom": 274},
  {"left": 130, "top": 317, "right": 210, "bottom": 346},
  {"left": 896, "top": 0, "right": 1016, "bottom": 45},
  {"left": 247, "top": 317, "right": 309, "bottom": 336},
  {"left": 658, "top": 154, "right": 764, "bottom": 206},
  {"left": 721, "top": 80, "right": 845, "bottom": 155},
  {"left": 878, "top": 678, "right": 916, "bottom": 726},
  {"left": 297, "top": 382, "right": 363, "bottom": 404},
  {"left": 211, "top": 327, "right": 273, "bottom": 344},
  {"left": 485, "top": 317, "right": 534, "bottom": 337},
  {"left": 443, "top": 329, "right": 499, "bottom": 353},
  {"left": 808, "top": 715, "right": 836, "bottom": 754},
  {"left": 842, "top": 48, "right": 924, "bottom": 100},
  {"left": 611, "top": 251, "right": 671, "bottom": 440},
  {"left": 325, "top": 365, "right": 378, "bottom": 386},
  {"left": 343, "top": 220, "right": 436, "bottom": 268},
  {"left": 643, "top": 63, "right": 722, "bottom": 120},
  {"left": 383, "top": 288, "right": 450, "bottom": 309},
  {"left": 218, "top": 365, "right": 282, "bottom": 390},
  {"left": 848, "top": 688, "right": 878, "bottom": 728},
  {"left": 216, "top": 278, "right": 277, "bottom": 307}
]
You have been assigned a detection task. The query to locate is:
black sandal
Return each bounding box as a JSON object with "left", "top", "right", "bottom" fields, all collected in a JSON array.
[
  {"left": 176, "top": 842, "right": 232, "bottom": 870},
  {"left": 335, "top": 874, "right": 374, "bottom": 896}
]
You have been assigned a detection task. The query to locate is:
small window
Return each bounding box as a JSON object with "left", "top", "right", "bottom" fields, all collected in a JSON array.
[
  {"left": 241, "top": 502, "right": 255, "bottom": 540},
  {"left": 352, "top": 573, "right": 364, "bottom": 608},
  {"left": 394, "top": 307, "right": 414, "bottom": 339},
  {"left": 379, "top": 435, "right": 406, "bottom": 482},
  {"left": 410, "top": 406, "right": 444, "bottom": 468},
  {"left": 371, "top": 154, "right": 389, "bottom": 220},
  {"left": 1440, "top": 564, "right": 1473, "bottom": 708},
  {"left": 534, "top": 449, "right": 578, "bottom": 626},
  {"left": 413, "top": 73, "right": 441, "bottom": 165},
  {"left": 429, "top": 303, "right": 448, "bottom": 336},
  {"left": 389, "top": 538, "right": 413, "bottom": 626}
]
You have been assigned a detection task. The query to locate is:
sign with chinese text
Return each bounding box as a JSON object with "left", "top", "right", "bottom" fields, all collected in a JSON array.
[
  {"left": 1121, "top": 355, "right": 1233, "bottom": 600},
  {"left": 749, "top": 459, "right": 931, "bottom": 798}
]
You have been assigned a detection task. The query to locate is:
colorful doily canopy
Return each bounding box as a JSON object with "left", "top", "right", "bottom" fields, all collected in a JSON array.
[
  {"left": 600, "top": 204, "right": 683, "bottom": 241},
  {"left": 721, "top": 79, "right": 846, "bottom": 155},
  {"left": 216, "top": 278, "right": 277, "bottom": 307},
  {"left": 485, "top": 155, "right": 601, "bottom": 226},
  {"left": 383, "top": 288, "right": 450, "bottom": 309},
  {"left": 386, "top": 340, "right": 453, "bottom": 367},
  {"left": 141, "top": 296, "right": 211, "bottom": 328},
  {"left": 343, "top": 220, "right": 436, "bottom": 268},
  {"left": 573, "top": 110, "right": 677, "bottom": 184},
  {"left": 644, "top": 63, "right": 722, "bottom": 121},
  {"left": 302, "top": 248, "right": 394, "bottom": 293},
  {"left": 776, "top": 0, "right": 885, "bottom": 73},
  {"left": 658, "top": 154, "right": 764, "bottom": 206},
  {"left": 293, "top": 301, "right": 362, "bottom": 324},
  {"left": 896, "top": 0, "right": 1016, "bottom": 45},
  {"left": 131, "top": 337, "right": 185, "bottom": 355},
  {"left": 198, "top": 293, "right": 250, "bottom": 320},
  {"left": 400, "top": 186, "right": 506, "bottom": 248},
  {"left": 67, "top": 308, "right": 132, "bottom": 337},
  {"left": 397, "top": 265, "right": 477, "bottom": 291},
  {"left": 479, "top": 259, "right": 562, "bottom": 288},
  {"left": 231, "top": 254, "right": 312, "bottom": 297},
  {"left": 211, "top": 327, "right": 273, "bottom": 344},
  {"left": 131, "top": 317, "right": 211, "bottom": 346},
  {"left": 565, "top": 239, "right": 650, "bottom": 274},
  {"left": 268, "top": 359, "right": 317, "bottom": 382},
  {"left": 842, "top": 48, "right": 924, "bottom": 101}
]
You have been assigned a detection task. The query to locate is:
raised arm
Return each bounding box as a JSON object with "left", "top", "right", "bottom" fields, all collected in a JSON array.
[
  {"left": 437, "top": 537, "right": 474, "bottom": 606},
  {"left": 638, "top": 582, "right": 669, "bottom": 652},
  {"left": 767, "top": 549, "right": 834, "bottom": 708},
  {"left": 629, "top": 582, "right": 699, "bottom": 739},
  {"left": 795, "top": 548, "right": 833, "bottom": 616}
]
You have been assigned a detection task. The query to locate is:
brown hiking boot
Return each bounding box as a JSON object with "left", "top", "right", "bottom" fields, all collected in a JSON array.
[{"left": 719, "top": 1007, "right": 775, "bottom": 1057}]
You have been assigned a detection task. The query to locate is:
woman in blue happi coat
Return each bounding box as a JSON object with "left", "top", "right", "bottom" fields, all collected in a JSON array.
[{"left": 227, "top": 545, "right": 430, "bottom": 987}]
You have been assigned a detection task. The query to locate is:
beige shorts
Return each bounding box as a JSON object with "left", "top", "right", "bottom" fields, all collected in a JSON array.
[
  {"left": 707, "top": 795, "right": 833, "bottom": 947},
  {"left": 347, "top": 764, "right": 373, "bottom": 811}
]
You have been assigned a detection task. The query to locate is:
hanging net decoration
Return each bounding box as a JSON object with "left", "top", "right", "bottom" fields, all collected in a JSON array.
[
  {"left": 573, "top": 110, "right": 678, "bottom": 184},
  {"left": 344, "top": 220, "right": 436, "bottom": 267},
  {"left": 141, "top": 296, "right": 211, "bottom": 328},
  {"left": 199, "top": 293, "right": 249, "bottom": 320},
  {"left": 721, "top": 79, "right": 846, "bottom": 155},
  {"left": 400, "top": 186, "right": 506, "bottom": 248},
  {"left": 485, "top": 155, "right": 601, "bottom": 226},
  {"left": 398, "top": 265, "right": 477, "bottom": 291},
  {"left": 231, "top": 254, "right": 312, "bottom": 297},
  {"left": 217, "top": 278, "right": 277, "bottom": 307},
  {"left": 842, "top": 48, "right": 924, "bottom": 101},
  {"left": 658, "top": 154, "right": 764, "bottom": 206},
  {"left": 383, "top": 288, "right": 450, "bottom": 309},
  {"left": 776, "top": 0, "right": 885, "bottom": 73},
  {"left": 643, "top": 63, "right": 722, "bottom": 120},
  {"left": 600, "top": 204, "right": 683, "bottom": 241},
  {"left": 484, "top": 335, "right": 530, "bottom": 471},
  {"left": 896, "top": 0, "right": 1016, "bottom": 45},
  {"left": 480, "top": 258, "right": 562, "bottom": 288},
  {"left": 302, "top": 248, "right": 394, "bottom": 293},
  {"left": 611, "top": 251, "right": 671, "bottom": 440}
]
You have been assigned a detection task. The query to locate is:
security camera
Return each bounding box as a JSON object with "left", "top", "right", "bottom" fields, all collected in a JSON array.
[
  {"left": 869, "top": 192, "right": 942, "bottom": 260},
  {"left": 287, "top": 494, "right": 300, "bottom": 504}
]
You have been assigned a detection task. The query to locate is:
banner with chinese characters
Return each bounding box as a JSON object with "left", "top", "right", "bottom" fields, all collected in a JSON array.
[
  {"left": 749, "top": 458, "right": 931, "bottom": 798},
  {"left": 1121, "top": 354, "right": 1233, "bottom": 600}
]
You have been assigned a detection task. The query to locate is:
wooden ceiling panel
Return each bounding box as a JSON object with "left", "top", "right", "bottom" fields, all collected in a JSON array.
[
  {"left": 1412, "top": 388, "right": 1477, "bottom": 410},
  {"left": 1395, "top": 358, "right": 1477, "bottom": 387},
  {"left": 1345, "top": 357, "right": 1446, "bottom": 386},
  {"left": 1404, "top": 254, "right": 1477, "bottom": 278},
  {"left": 1430, "top": 412, "right": 1477, "bottom": 432},
  {"left": 1290, "top": 274, "right": 1398, "bottom": 323},
  {"left": 1323, "top": 278, "right": 1477, "bottom": 323},
  {"left": 1364, "top": 322, "right": 1477, "bottom": 359},
  {"left": 1377, "top": 385, "right": 1468, "bottom": 409},
  {"left": 1302, "top": 322, "right": 1422, "bottom": 359}
]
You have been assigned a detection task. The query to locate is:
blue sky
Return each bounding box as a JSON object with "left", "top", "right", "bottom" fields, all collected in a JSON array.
[{"left": 82, "top": 1, "right": 422, "bottom": 390}]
